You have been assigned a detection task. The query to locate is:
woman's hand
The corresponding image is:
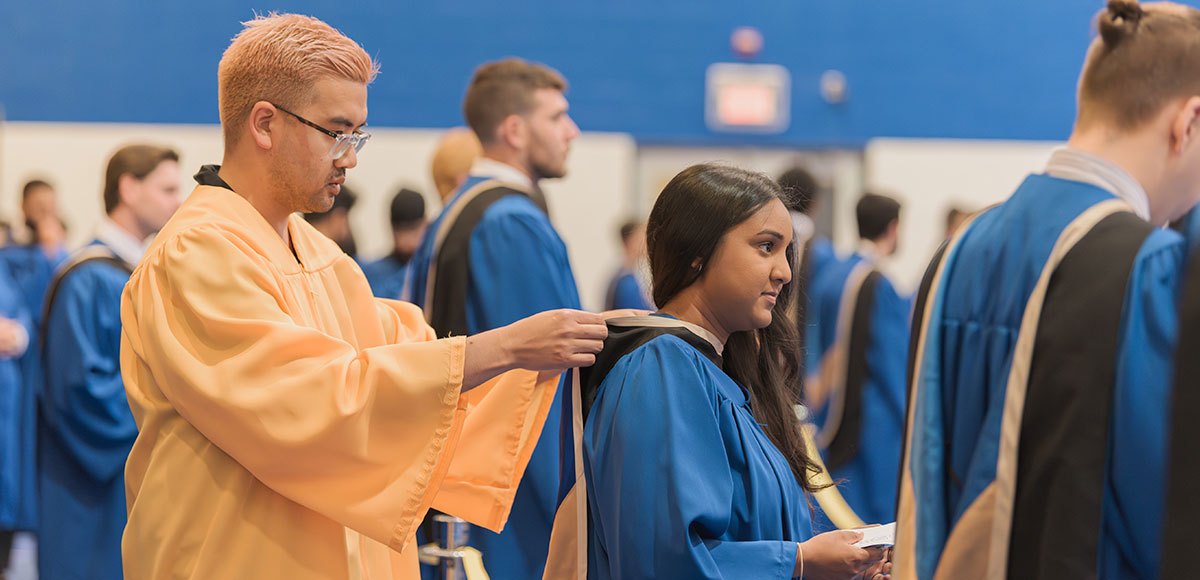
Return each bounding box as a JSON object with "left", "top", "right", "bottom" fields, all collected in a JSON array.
[
  {"left": 855, "top": 547, "right": 892, "bottom": 579},
  {"left": 795, "top": 530, "right": 885, "bottom": 580}
]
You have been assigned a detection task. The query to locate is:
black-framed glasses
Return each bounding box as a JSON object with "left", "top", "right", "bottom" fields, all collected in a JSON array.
[{"left": 273, "top": 103, "right": 371, "bottom": 160}]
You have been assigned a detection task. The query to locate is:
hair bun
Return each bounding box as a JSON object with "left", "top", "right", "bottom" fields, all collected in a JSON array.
[{"left": 1100, "top": 0, "right": 1145, "bottom": 46}]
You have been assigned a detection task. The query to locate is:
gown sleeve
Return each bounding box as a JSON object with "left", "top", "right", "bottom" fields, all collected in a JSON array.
[
  {"left": 42, "top": 265, "right": 136, "bottom": 482},
  {"left": 372, "top": 297, "right": 560, "bottom": 532},
  {"left": 856, "top": 276, "right": 910, "bottom": 522},
  {"left": 468, "top": 202, "right": 581, "bottom": 329},
  {"left": 1105, "top": 229, "right": 1183, "bottom": 577},
  {"left": 462, "top": 201, "right": 580, "bottom": 539},
  {"left": 586, "top": 337, "right": 798, "bottom": 580},
  {"left": 121, "top": 224, "right": 529, "bottom": 548}
]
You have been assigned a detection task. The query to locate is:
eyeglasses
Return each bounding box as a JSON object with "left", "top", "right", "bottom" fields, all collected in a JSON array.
[{"left": 273, "top": 103, "right": 371, "bottom": 160}]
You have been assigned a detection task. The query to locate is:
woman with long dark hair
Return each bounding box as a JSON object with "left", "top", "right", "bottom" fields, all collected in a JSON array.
[{"left": 553, "top": 163, "right": 888, "bottom": 579}]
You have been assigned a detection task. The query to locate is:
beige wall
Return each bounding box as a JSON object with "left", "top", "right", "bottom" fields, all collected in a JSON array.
[
  {"left": 0, "top": 123, "right": 1068, "bottom": 306},
  {"left": 634, "top": 146, "right": 864, "bottom": 227},
  {"left": 863, "top": 138, "right": 1063, "bottom": 294},
  {"left": 0, "top": 122, "right": 636, "bottom": 311}
]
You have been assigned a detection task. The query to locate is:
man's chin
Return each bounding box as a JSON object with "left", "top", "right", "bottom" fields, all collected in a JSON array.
[
  {"left": 304, "top": 195, "right": 336, "bottom": 214},
  {"left": 532, "top": 163, "right": 568, "bottom": 181}
]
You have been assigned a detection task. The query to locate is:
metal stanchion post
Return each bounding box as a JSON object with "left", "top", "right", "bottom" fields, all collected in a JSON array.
[{"left": 417, "top": 514, "right": 471, "bottom": 580}]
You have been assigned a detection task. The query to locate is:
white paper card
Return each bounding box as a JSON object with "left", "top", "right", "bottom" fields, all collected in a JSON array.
[{"left": 849, "top": 522, "right": 896, "bottom": 548}]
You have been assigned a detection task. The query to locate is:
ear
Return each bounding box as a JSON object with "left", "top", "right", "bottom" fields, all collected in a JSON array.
[
  {"left": 887, "top": 218, "right": 900, "bottom": 238},
  {"left": 499, "top": 114, "right": 527, "bottom": 150},
  {"left": 118, "top": 173, "right": 140, "bottom": 206},
  {"left": 1170, "top": 96, "right": 1200, "bottom": 155},
  {"left": 247, "top": 101, "right": 279, "bottom": 151}
]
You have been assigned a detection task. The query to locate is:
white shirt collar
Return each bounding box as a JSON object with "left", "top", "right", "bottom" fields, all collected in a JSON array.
[
  {"left": 855, "top": 239, "right": 882, "bottom": 264},
  {"left": 95, "top": 218, "right": 147, "bottom": 267},
  {"left": 469, "top": 157, "right": 535, "bottom": 190},
  {"left": 1044, "top": 146, "right": 1151, "bottom": 221}
]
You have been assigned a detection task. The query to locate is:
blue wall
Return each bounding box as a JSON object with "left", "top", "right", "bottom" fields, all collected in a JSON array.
[{"left": 2, "top": 1, "right": 1190, "bottom": 145}]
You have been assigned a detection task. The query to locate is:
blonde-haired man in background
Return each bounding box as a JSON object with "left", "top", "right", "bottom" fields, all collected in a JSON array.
[{"left": 430, "top": 127, "right": 483, "bottom": 204}]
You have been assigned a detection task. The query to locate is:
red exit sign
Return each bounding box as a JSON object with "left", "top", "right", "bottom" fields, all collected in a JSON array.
[{"left": 706, "top": 63, "right": 790, "bottom": 134}]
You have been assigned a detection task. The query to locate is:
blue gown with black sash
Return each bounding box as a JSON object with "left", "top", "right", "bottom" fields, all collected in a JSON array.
[
  {"left": 805, "top": 251, "right": 909, "bottom": 526},
  {"left": 408, "top": 174, "right": 580, "bottom": 579},
  {"left": 899, "top": 172, "right": 1182, "bottom": 580},
  {"left": 579, "top": 316, "right": 813, "bottom": 579},
  {"left": 37, "top": 240, "right": 136, "bottom": 580}
]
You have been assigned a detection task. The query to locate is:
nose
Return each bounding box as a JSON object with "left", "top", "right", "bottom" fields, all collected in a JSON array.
[
  {"left": 775, "top": 251, "right": 792, "bottom": 286},
  {"left": 566, "top": 115, "right": 581, "bottom": 141},
  {"left": 335, "top": 145, "right": 358, "bottom": 169}
]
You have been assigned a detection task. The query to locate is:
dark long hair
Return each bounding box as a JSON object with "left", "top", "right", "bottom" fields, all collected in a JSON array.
[{"left": 646, "top": 163, "right": 822, "bottom": 492}]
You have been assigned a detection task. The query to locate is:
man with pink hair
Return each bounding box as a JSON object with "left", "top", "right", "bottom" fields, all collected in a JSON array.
[{"left": 119, "top": 14, "right": 607, "bottom": 579}]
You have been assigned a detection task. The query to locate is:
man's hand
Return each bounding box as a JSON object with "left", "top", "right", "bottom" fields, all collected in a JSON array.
[
  {"left": 502, "top": 309, "right": 607, "bottom": 370},
  {"left": 462, "top": 309, "right": 607, "bottom": 391}
]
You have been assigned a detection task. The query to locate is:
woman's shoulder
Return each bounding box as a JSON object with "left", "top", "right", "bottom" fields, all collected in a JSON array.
[
  {"left": 608, "top": 331, "right": 715, "bottom": 377},
  {"left": 599, "top": 332, "right": 748, "bottom": 408}
]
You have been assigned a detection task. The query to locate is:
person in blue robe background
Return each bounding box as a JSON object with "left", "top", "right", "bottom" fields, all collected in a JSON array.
[
  {"left": 547, "top": 163, "right": 888, "bottom": 580},
  {"left": 603, "top": 220, "right": 652, "bottom": 311},
  {"left": 38, "top": 145, "right": 182, "bottom": 580},
  {"left": 805, "top": 193, "right": 909, "bottom": 526},
  {"left": 407, "top": 58, "right": 584, "bottom": 580},
  {"left": 2, "top": 180, "right": 69, "bottom": 330},
  {"left": 776, "top": 166, "right": 839, "bottom": 379},
  {"left": 2, "top": 181, "right": 69, "bottom": 430},
  {"left": 0, "top": 178, "right": 68, "bottom": 573},
  {"left": 360, "top": 188, "right": 426, "bottom": 300},
  {"left": 0, "top": 257, "right": 33, "bottom": 577},
  {"left": 894, "top": 4, "right": 1200, "bottom": 578}
]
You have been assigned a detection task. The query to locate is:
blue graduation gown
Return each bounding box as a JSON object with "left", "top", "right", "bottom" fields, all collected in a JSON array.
[
  {"left": 0, "top": 258, "right": 34, "bottom": 532},
  {"left": 905, "top": 174, "right": 1181, "bottom": 579},
  {"left": 38, "top": 242, "right": 136, "bottom": 580},
  {"left": 409, "top": 175, "right": 581, "bottom": 579},
  {"left": 2, "top": 244, "right": 68, "bottom": 530},
  {"left": 805, "top": 254, "right": 909, "bottom": 525},
  {"left": 801, "top": 237, "right": 837, "bottom": 373},
  {"left": 809, "top": 237, "right": 836, "bottom": 277},
  {"left": 0, "top": 244, "right": 67, "bottom": 330},
  {"left": 584, "top": 332, "right": 813, "bottom": 579},
  {"left": 360, "top": 254, "right": 409, "bottom": 300},
  {"left": 604, "top": 268, "right": 652, "bottom": 311}
]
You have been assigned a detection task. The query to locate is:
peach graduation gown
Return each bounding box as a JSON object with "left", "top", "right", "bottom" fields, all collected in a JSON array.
[{"left": 120, "top": 183, "right": 557, "bottom": 579}]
